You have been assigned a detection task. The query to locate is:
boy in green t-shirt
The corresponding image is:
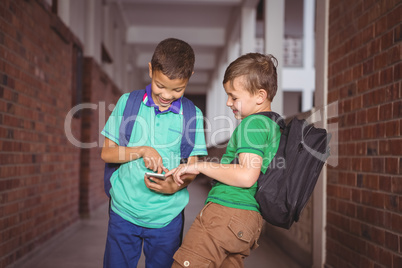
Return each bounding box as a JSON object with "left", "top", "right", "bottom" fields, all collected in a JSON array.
[
  {"left": 166, "top": 53, "right": 282, "bottom": 267},
  {"left": 101, "top": 38, "right": 207, "bottom": 268}
]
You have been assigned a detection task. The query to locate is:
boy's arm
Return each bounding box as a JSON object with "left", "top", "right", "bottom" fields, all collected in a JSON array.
[
  {"left": 101, "top": 137, "right": 165, "bottom": 173},
  {"left": 144, "top": 155, "right": 199, "bottom": 194},
  {"left": 167, "top": 152, "right": 262, "bottom": 188}
]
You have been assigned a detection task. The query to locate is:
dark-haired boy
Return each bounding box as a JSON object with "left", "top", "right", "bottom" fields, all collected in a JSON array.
[{"left": 101, "top": 38, "right": 207, "bottom": 268}]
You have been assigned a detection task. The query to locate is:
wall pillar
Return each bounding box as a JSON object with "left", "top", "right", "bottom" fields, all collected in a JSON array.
[
  {"left": 264, "top": 0, "right": 284, "bottom": 115},
  {"left": 313, "top": 0, "right": 329, "bottom": 267},
  {"left": 240, "top": 5, "right": 256, "bottom": 54},
  {"left": 302, "top": 0, "right": 316, "bottom": 111}
]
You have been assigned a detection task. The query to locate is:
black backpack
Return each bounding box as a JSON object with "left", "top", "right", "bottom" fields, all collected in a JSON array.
[{"left": 255, "top": 112, "right": 330, "bottom": 229}]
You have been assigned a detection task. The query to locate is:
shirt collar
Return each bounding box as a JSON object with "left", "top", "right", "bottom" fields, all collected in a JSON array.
[{"left": 144, "top": 84, "right": 182, "bottom": 115}]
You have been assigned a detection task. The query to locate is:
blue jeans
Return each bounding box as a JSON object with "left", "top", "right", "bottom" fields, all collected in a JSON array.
[{"left": 103, "top": 209, "right": 183, "bottom": 268}]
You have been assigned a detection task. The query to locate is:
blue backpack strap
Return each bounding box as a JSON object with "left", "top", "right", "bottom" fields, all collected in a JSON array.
[
  {"left": 119, "top": 89, "right": 146, "bottom": 146},
  {"left": 104, "top": 89, "right": 145, "bottom": 197},
  {"left": 180, "top": 97, "right": 196, "bottom": 162}
]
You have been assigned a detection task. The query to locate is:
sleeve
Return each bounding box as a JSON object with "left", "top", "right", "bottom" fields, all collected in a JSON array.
[
  {"left": 101, "top": 93, "right": 130, "bottom": 145},
  {"left": 189, "top": 107, "right": 208, "bottom": 157},
  {"left": 235, "top": 115, "right": 272, "bottom": 157}
]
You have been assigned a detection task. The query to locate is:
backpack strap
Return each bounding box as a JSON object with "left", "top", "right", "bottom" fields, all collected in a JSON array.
[
  {"left": 104, "top": 89, "right": 145, "bottom": 198},
  {"left": 180, "top": 97, "right": 196, "bottom": 162},
  {"left": 256, "top": 111, "right": 286, "bottom": 130},
  {"left": 105, "top": 90, "right": 197, "bottom": 197},
  {"left": 120, "top": 90, "right": 196, "bottom": 156},
  {"left": 119, "top": 89, "right": 146, "bottom": 146}
]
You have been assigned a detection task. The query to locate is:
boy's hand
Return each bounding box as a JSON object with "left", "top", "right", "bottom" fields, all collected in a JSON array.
[
  {"left": 141, "top": 147, "right": 165, "bottom": 173},
  {"left": 144, "top": 173, "right": 178, "bottom": 195},
  {"left": 165, "top": 164, "right": 200, "bottom": 186}
]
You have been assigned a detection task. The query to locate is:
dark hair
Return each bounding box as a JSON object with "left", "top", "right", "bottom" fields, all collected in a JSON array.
[
  {"left": 223, "top": 53, "right": 278, "bottom": 101},
  {"left": 151, "top": 38, "right": 195, "bottom": 80}
]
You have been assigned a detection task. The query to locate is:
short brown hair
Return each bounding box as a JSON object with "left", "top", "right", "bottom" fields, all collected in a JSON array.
[
  {"left": 223, "top": 53, "right": 278, "bottom": 101},
  {"left": 151, "top": 38, "right": 195, "bottom": 80}
]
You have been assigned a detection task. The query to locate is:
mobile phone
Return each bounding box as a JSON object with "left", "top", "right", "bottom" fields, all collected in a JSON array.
[{"left": 145, "top": 172, "right": 166, "bottom": 180}]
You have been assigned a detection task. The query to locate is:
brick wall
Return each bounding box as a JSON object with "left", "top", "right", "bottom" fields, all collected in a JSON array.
[
  {"left": 326, "top": 0, "right": 401, "bottom": 267},
  {"left": 0, "top": 0, "right": 122, "bottom": 267},
  {"left": 80, "top": 57, "right": 120, "bottom": 216},
  {"left": 0, "top": 0, "right": 82, "bottom": 266}
]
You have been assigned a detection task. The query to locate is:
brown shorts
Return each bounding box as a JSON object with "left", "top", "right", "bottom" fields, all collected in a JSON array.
[{"left": 172, "top": 202, "right": 263, "bottom": 268}]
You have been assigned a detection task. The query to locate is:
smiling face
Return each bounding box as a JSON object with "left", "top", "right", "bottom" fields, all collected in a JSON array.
[
  {"left": 148, "top": 63, "right": 188, "bottom": 111},
  {"left": 224, "top": 75, "right": 267, "bottom": 120}
]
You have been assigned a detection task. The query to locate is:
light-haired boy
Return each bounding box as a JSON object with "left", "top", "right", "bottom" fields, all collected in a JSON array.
[{"left": 167, "top": 53, "right": 282, "bottom": 267}]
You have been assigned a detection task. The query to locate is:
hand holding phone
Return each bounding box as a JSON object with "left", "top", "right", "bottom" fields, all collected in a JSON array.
[{"left": 145, "top": 172, "right": 166, "bottom": 180}]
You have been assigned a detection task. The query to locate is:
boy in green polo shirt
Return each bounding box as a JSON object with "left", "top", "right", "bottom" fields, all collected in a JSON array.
[
  {"left": 167, "top": 53, "right": 281, "bottom": 267},
  {"left": 101, "top": 38, "right": 207, "bottom": 268}
]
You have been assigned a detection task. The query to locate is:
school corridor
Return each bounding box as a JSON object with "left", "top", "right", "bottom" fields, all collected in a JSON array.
[
  {"left": 2, "top": 1, "right": 401, "bottom": 267},
  {"left": 16, "top": 177, "right": 302, "bottom": 268}
]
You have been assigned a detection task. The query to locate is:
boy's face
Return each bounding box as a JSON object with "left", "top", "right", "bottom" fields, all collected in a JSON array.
[
  {"left": 224, "top": 76, "right": 261, "bottom": 120},
  {"left": 148, "top": 64, "right": 188, "bottom": 111}
]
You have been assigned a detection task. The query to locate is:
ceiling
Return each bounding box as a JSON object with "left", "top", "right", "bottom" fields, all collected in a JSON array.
[{"left": 106, "top": 0, "right": 261, "bottom": 94}]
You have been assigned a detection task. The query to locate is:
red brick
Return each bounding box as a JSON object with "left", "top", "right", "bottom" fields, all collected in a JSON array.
[
  {"left": 374, "top": 51, "right": 388, "bottom": 70},
  {"left": 351, "top": 95, "right": 362, "bottom": 111},
  {"left": 372, "top": 157, "right": 385, "bottom": 173},
  {"left": 363, "top": 58, "right": 375, "bottom": 75},
  {"left": 367, "top": 243, "right": 381, "bottom": 263},
  {"left": 381, "top": 31, "right": 394, "bottom": 50},
  {"left": 366, "top": 107, "right": 379, "bottom": 122},
  {"left": 361, "top": 190, "right": 385, "bottom": 208},
  {"left": 365, "top": 141, "right": 377, "bottom": 155},
  {"left": 393, "top": 99, "right": 402, "bottom": 117},
  {"left": 380, "top": 67, "right": 394, "bottom": 85},
  {"left": 368, "top": 73, "right": 381, "bottom": 90},
  {"left": 340, "top": 172, "right": 357, "bottom": 186},
  {"left": 378, "top": 175, "right": 392, "bottom": 191},
  {"left": 393, "top": 254, "right": 402, "bottom": 268},
  {"left": 359, "top": 206, "right": 385, "bottom": 227},
  {"left": 384, "top": 193, "right": 398, "bottom": 211},
  {"left": 357, "top": 77, "right": 369, "bottom": 93},
  {"left": 391, "top": 176, "right": 402, "bottom": 194},
  {"left": 375, "top": 15, "right": 388, "bottom": 36},
  {"left": 338, "top": 199, "right": 356, "bottom": 217},
  {"left": 400, "top": 118, "right": 402, "bottom": 136},
  {"left": 340, "top": 98, "right": 351, "bottom": 113},
  {"left": 385, "top": 157, "right": 399, "bottom": 174},
  {"left": 378, "top": 247, "right": 393, "bottom": 267},
  {"left": 390, "top": 212, "right": 402, "bottom": 233},
  {"left": 360, "top": 157, "right": 371, "bottom": 172},
  {"left": 352, "top": 127, "right": 363, "bottom": 141},
  {"left": 363, "top": 174, "right": 380, "bottom": 189}
]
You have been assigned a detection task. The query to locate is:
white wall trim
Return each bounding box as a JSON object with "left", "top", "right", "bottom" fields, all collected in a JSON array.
[{"left": 312, "top": 0, "right": 329, "bottom": 267}]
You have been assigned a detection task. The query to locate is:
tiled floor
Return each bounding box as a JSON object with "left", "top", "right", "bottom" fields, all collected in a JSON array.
[{"left": 16, "top": 178, "right": 302, "bottom": 268}]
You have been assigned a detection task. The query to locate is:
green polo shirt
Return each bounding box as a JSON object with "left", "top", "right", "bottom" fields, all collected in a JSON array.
[
  {"left": 206, "top": 113, "right": 281, "bottom": 212},
  {"left": 102, "top": 91, "right": 207, "bottom": 228}
]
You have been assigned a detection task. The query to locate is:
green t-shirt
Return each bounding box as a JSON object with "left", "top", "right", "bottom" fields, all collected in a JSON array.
[
  {"left": 102, "top": 92, "right": 207, "bottom": 228},
  {"left": 205, "top": 113, "right": 281, "bottom": 212}
]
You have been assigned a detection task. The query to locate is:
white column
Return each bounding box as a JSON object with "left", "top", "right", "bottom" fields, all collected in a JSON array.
[
  {"left": 264, "top": 0, "right": 285, "bottom": 115},
  {"left": 205, "top": 8, "right": 241, "bottom": 146},
  {"left": 241, "top": 6, "right": 256, "bottom": 54},
  {"left": 113, "top": 26, "right": 121, "bottom": 88},
  {"left": 206, "top": 60, "right": 236, "bottom": 147},
  {"left": 313, "top": 0, "right": 329, "bottom": 267},
  {"left": 85, "top": 0, "right": 96, "bottom": 59},
  {"left": 57, "top": 0, "right": 70, "bottom": 26},
  {"left": 302, "top": 0, "right": 316, "bottom": 111}
]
